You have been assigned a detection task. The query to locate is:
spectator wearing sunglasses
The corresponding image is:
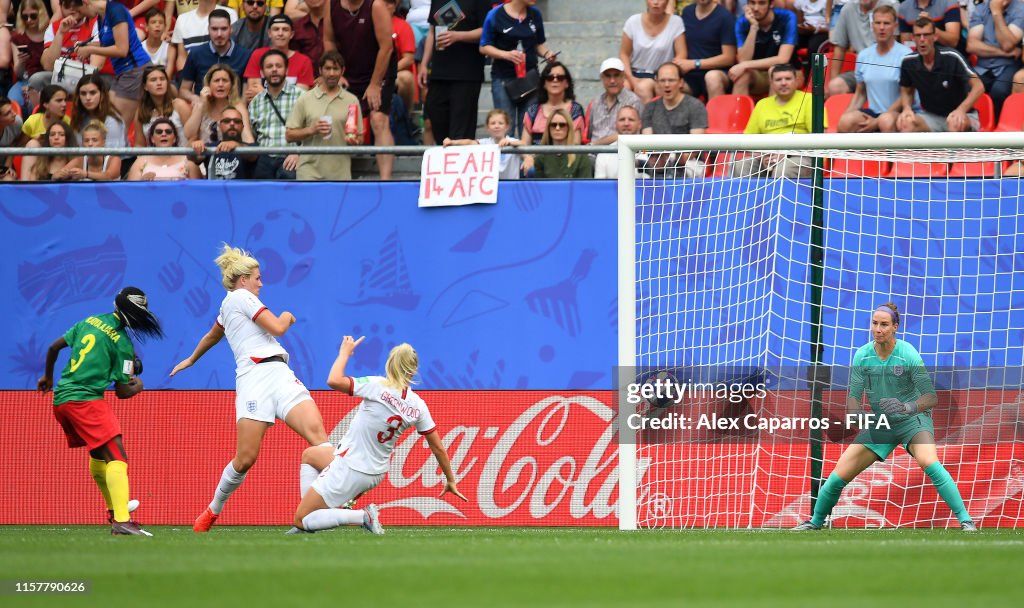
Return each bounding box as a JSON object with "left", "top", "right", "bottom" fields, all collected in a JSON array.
[
  {"left": 206, "top": 106, "right": 255, "bottom": 179},
  {"left": 6, "top": 0, "right": 49, "bottom": 112},
  {"left": 522, "top": 61, "right": 585, "bottom": 145},
  {"left": 232, "top": 0, "right": 271, "bottom": 50},
  {"left": 523, "top": 107, "right": 592, "bottom": 179},
  {"left": 127, "top": 117, "right": 202, "bottom": 180}
]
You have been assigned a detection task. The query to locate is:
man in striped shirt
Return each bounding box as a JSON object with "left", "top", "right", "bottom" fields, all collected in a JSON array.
[{"left": 248, "top": 49, "right": 301, "bottom": 178}]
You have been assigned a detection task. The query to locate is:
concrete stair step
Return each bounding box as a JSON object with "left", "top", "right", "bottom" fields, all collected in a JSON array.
[
  {"left": 545, "top": 20, "right": 626, "bottom": 39},
  {"left": 541, "top": 0, "right": 636, "bottom": 23}
]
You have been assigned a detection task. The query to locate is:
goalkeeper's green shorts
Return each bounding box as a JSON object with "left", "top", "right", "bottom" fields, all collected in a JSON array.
[{"left": 855, "top": 413, "right": 935, "bottom": 461}]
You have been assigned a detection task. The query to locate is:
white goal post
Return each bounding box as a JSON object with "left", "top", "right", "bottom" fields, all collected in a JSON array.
[{"left": 617, "top": 132, "right": 1024, "bottom": 531}]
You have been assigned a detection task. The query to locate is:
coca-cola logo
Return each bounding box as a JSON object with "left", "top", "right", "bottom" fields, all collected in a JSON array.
[{"left": 328, "top": 395, "right": 626, "bottom": 521}]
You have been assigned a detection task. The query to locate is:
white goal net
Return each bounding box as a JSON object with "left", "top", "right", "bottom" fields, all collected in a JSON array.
[{"left": 617, "top": 133, "right": 1024, "bottom": 530}]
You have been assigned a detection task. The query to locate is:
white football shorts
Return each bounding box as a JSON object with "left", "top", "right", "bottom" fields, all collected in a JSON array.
[
  {"left": 234, "top": 362, "right": 312, "bottom": 423},
  {"left": 311, "top": 457, "right": 385, "bottom": 508}
]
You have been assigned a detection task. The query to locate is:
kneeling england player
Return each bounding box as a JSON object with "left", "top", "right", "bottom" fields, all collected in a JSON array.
[{"left": 291, "top": 337, "right": 467, "bottom": 534}]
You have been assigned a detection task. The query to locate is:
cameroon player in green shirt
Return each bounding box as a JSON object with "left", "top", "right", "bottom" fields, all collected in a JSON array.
[
  {"left": 37, "top": 287, "right": 164, "bottom": 536},
  {"left": 794, "top": 303, "right": 977, "bottom": 532}
]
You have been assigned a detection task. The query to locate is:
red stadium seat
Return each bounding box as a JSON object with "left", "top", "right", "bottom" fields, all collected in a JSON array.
[
  {"left": 887, "top": 161, "right": 948, "bottom": 178},
  {"left": 824, "top": 93, "right": 854, "bottom": 133},
  {"left": 706, "top": 151, "right": 737, "bottom": 177},
  {"left": 704, "top": 95, "right": 754, "bottom": 134},
  {"left": 826, "top": 158, "right": 890, "bottom": 177},
  {"left": 975, "top": 93, "right": 995, "bottom": 132},
  {"left": 949, "top": 162, "right": 997, "bottom": 178},
  {"left": 995, "top": 93, "right": 1024, "bottom": 131},
  {"left": 838, "top": 52, "right": 857, "bottom": 74}
]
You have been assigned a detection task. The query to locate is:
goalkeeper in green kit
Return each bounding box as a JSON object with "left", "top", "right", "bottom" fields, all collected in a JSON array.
[{"left": 794, "top": 303, "right": 977, "bottom": 532}]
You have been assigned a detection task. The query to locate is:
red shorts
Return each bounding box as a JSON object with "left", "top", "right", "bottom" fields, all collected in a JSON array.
[{"left": 53, "top": 400, "right": 122, "bottom": 450}]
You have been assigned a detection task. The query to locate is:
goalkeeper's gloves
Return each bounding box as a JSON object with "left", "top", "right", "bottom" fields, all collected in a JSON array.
[
  {"left": 133, "top": 357, "right": 143, "bottom": 376},
  {"left": 878, "top": 397, "right": 916, "bottom": 416}
]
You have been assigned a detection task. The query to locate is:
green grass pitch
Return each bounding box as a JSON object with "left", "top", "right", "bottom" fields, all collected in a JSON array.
[{"left": 2, "top": 526, "right": 1022, "bottom": 607}]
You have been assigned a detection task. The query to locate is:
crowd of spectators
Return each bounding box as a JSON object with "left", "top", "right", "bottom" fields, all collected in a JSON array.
[{"left": 0, "top": 0, "right": 1021, "bottom": 182}]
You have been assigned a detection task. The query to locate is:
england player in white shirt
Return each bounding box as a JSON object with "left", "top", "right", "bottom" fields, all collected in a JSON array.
[
  {"left": 290, "top": 336, "right": 467, "bottom": 534},
  {"left": 171, "top": 244, "right": 332, "bottom": 532}
]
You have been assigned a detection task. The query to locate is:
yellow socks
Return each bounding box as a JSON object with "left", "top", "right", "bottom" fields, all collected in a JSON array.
[
  {"left": 105, "top": 460, "right": 131, "bottom": 523},
  {"left": 89, "top": 458, "right": 113, "bottom": 510}
]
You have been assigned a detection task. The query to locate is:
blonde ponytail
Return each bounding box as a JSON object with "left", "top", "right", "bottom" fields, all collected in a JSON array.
[{"left": 383, "top": 343, "right": 419, "bottom": 389}]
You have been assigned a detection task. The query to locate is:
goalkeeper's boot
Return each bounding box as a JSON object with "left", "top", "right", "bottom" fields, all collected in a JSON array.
[
  {"left": 340, "top": 498, "right": 357, "bottom": 509},
  {"left": 107, "top": 499, "right": 140, "bottom": 524},
  {"left": 361, "top": 504, "right": 384, "bottom": 535},
  {"left": 961, "top": 521, "right": 979, "bottom": 533},
  {"left": 193, "top": 507, "right": 219, "bottom": 533},
  {"left": 792, "top": 520, "right": 822, "bottom": 531},
  {"left": 285, "top": 526, "right": 315, "bottom": 535},
  {"left": 111, "top": 520, "right": 153, "bottom": 537}
]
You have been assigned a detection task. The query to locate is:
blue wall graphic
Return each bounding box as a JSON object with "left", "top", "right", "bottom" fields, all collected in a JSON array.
[
  {"left": 3, "top": 179, "right": 1023, "bottom": 390},
  {"left": 2, "top": 181, "right": 617, "bottom": 390}
]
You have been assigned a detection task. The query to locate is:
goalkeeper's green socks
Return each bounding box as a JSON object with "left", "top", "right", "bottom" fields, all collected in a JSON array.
[
  {"left": 810, "top": 473, "right": 848, "bottom": 527},
  {"left": 925, "top": 462, "right": 973, "bottom": 524}
]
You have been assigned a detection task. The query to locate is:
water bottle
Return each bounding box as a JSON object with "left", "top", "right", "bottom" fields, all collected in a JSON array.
[{"left": 515, "top": 40, "right": 526, "bottom": 79}]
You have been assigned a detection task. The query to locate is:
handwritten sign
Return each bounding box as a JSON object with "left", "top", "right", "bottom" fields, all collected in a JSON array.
[{"left": 419, "top": 145, "right": 500, "bottom": 207}]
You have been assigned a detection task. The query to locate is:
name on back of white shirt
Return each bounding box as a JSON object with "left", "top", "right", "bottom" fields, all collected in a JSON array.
[{"left": 380, "top": 390, "right": 420, "bottom": 419}]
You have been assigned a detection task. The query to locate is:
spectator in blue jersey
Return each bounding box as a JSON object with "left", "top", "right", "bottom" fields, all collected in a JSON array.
[
  {"left": 731, "top": 0, "right": 798, "bottom": 96},
  {"left": 891, "top": 17, "right": 983, "bottom": 132},
  {"left": 480, "top": 0, "right": 556, "bottom": 137},
  {"left": 61, "top": 0, "right": 152, "bottom": 126},
  {"left": 966, "top": 0, "right": 1024, "bottom": 118},
  {"left": 679, "top": 0, "right": 737, "bottom": 100},
  {"left": 897, "top": 0, "right": 961, "bottom": 49},
  {"left": 179, "top": 10, "right": 252, "bottom": 104},
  {"left": 837, "top": 4, "right": 911, "bottom": 132}
]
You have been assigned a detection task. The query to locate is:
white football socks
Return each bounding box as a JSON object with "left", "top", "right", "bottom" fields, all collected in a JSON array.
[
  {"left": 300, "top": 463, "right": 319, "bottom": 498},
  {"left": 209, "top": 462, "right": 247, "bottom": 515},
  {"left": 301, "top": 509, "right": 364, "bottom": 531}
]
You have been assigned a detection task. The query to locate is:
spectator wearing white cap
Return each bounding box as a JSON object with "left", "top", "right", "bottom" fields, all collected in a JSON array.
[{"left": 586, "top": 57, "right": 643, "bottom": 145}]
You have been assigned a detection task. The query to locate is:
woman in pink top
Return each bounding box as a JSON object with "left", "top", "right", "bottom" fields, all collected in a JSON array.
[{"left": 126, "top": 117, "right": 201, "bottom": 180}]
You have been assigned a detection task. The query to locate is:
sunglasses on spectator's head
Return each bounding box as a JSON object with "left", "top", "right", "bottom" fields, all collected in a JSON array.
[
  {"left": 545, "top": 74, "right": 567, "bottom": 82},
  {"left": 152, "top": 128, "right": 174, "bottom": 135}
]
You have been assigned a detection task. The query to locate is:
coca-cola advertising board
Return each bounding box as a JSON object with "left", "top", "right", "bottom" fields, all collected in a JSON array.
[{"left": 1, "top": 390, "right": 1021, "bottom": 527}]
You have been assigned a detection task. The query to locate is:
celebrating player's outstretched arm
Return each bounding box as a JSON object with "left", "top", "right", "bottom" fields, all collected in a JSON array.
[{"left": 291, "top": 338, "right": 468, "bottom": 534}]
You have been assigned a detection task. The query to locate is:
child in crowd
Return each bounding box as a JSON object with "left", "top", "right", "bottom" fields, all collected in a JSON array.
[
  {"left": 56, "top": 119, "right": 122, "bottom": 181},
  {"left": 443, "top": 108, "right": 522, "bottom": 180}
]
